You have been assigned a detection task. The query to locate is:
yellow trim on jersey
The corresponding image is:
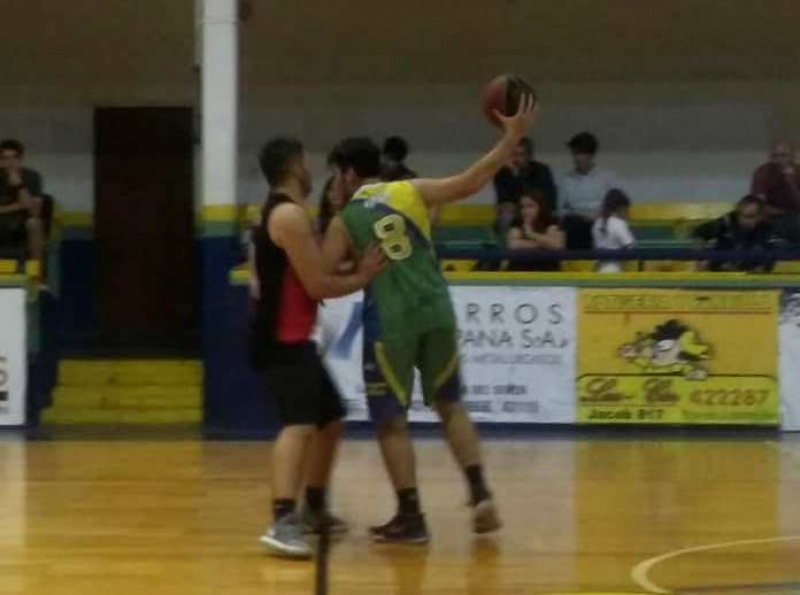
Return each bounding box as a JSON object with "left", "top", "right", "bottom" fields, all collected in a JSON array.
[
  {"left": 352, "top": 181, "right": 431, "bottom": 241},
  {"left": 433, "top": 352, "right": 460, "bottom": 393},
  {"left": 374, "top": 342, "right": 409, "bottom": 406}
]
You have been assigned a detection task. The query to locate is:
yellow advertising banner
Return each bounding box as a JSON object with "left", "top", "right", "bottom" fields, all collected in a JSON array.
[{"left": 577, "top": 289, "right": 779, "bottom": 425}]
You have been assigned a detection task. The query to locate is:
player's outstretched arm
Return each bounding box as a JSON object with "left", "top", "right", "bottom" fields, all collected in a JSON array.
[
  {"left": 412, "top": 95, "right": 537, "bottom": 207},
  {"left": 269, "top": 204, "right": 384, "bottom": 300}
]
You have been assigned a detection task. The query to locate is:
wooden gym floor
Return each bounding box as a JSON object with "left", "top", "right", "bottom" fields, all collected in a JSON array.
[{"left": 1, "top": 429, "right": 799, "bottom": 595}]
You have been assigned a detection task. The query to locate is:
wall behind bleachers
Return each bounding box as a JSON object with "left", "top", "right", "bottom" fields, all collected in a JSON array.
[
  {"left": 2, "top": 0, "right": 800, "bottom": 214},
  {"left": 3, "top": 81, "right": 792, "bottom": 213},
  {"left": 237, "top": 82, "right": 789, "bottom": 208}
]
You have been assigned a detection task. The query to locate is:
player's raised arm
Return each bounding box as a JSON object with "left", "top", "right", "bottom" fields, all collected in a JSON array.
[
  {"left": 412, "top": 95, "right": 537, "bottom": 207},
  {"left": 270, "top": 203, "right": 384, "bottom": 300}
]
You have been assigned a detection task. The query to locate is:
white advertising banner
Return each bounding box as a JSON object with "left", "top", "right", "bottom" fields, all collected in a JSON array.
[
  {"left": 319, "top": 286, "right": 577, "bottom": 424},
  {"left": 779, "top": 292, "right": 800, "bottom": 432},
  {"left": 0, "top": 289, "right": 27, "bottom": 426}
]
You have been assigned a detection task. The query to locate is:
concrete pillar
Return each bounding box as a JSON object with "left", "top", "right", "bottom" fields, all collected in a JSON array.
[
  {"left": 198, "top": 0, "right": 249, "bottom": 429},
  {"left": 200, "top": 0, "right": 238, "bottom": 214}
]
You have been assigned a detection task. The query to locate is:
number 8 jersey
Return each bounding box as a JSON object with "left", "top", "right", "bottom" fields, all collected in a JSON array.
[{"left": 339, "top": 181, "right": 456, "bottom": 340}]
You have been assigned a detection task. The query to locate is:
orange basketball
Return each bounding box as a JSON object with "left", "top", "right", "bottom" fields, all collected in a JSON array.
[{"left": 481, "top": 74, "right": 536, "bottom": 127}]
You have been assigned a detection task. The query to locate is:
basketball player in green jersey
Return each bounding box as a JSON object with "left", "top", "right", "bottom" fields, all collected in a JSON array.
[{"left": 322, "top": 96, "right": 537, "bottom": 543}]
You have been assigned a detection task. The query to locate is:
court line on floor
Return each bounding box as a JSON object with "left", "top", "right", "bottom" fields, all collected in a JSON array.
[{"left": 631, "top": 535, "right": 800, "bottom": 594}]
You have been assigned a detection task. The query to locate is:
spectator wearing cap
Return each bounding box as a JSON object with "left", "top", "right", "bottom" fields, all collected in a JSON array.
[{"left": 559, "top": 132, "right": 621, "bottom": 249}]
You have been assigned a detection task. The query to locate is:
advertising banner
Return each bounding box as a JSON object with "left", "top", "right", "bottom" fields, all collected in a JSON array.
[
  {"left": 0, "top": 289, "right": 27, "bottom": 426},
  {"left": 577, "top": 289, "right": 779, "bottom": 425},
  {"left": 779, "top": 291, "right": 800, "bottom": 431},
  {"left": 321, "top": 286, "right": 577, "bottom": 423}
]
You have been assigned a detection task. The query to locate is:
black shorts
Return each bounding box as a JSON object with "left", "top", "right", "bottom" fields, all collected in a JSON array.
[{"left": 260, "top": 341, "right": 346, "bottom": 428}]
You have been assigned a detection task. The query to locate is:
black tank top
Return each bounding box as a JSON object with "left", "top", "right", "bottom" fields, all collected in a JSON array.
[{"left": 248, "top": 193, "right": 317, "bottom": 368}]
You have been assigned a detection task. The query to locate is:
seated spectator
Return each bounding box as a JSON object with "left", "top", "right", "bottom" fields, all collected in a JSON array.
[
  {"left": 592, "top": 189, "right": 634, "bottom": 273},
  {"left": 506, "top": 191, "right": 565, "bottom": 271},
  {"left": 751, "top": 139, "right": 800, "bottom": 244},
  {"left": 493, "top": 136, "right": 557, "bottom": 211},
  {"left": 0, "top": 139, "right": 45, "bottom": 262},
  {"left": 692, "top": 195, "right": 777, "bottom": 272},
  {"left": 381, "top": 136, "right": 418, "bottom": 182},
  {"left": 560, "top": 132, "right": 621, "bottom": 249},
  {"left": 752, "top": 140, "right": 800, "bottom": 216}
]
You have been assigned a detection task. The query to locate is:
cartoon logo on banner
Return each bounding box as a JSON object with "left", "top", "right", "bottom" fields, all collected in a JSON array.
[
  {"left": 618, "top": 319, "right": 711, "bottom": 380},
  {"left": 577, "top": 289, "right": 779, "bottom": 425}
]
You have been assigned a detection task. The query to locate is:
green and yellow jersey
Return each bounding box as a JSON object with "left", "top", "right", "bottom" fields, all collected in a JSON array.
[{"left": 339, "top": 181, "right": 456, "bottom": 341}]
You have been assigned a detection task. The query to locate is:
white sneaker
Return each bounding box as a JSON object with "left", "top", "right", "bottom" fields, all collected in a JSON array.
[{"left": 259, "top": 513, "right": 313, "bottom": 559}]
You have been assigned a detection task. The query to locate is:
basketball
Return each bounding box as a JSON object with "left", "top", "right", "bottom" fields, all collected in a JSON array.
[{"left": 481, "top": 74, "right": 536, "bottom": 127}]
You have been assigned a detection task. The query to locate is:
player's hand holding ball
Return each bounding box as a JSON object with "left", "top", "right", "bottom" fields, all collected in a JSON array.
[{"left": 482, "top": 74, "right": 538, "bottom": 139}]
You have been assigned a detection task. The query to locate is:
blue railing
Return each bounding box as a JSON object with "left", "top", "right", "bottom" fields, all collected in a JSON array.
[{"left": 436, "top": 246, "right": 800, "bottom": 267}]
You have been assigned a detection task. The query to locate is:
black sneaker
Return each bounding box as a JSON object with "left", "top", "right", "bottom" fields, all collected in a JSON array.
[
  {"left": 300, "top": 508, "right": 349, "bottom": 535},
  {"left": 369, "top": 513, "right": 430, "bottom": 544}
]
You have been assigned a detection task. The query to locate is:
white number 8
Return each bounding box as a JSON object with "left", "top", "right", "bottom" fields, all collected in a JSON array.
[{"left": 373, "top": 214, "right": 413, "bottom": 261}]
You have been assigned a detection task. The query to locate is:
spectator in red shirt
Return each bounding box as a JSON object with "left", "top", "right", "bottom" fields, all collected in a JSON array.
[{"left": 751, "top": 140, "right": 800, "bottom": 216}]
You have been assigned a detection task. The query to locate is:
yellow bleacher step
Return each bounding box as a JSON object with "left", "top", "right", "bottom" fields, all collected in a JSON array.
[
  {"left": 58, "top": 359, "right": 202, "bottom": 387},
  {"left": 45, "top": 359, "right": 203, "bottom": 425},
  {"left": 0, "top": 259, "right": 17, "bottom": 274},
  {"left": 50, "top": 386, "right": 201, "bottom": 410},
  {"left": 41, "top": 408, "right": 202, "bottom": 425}
]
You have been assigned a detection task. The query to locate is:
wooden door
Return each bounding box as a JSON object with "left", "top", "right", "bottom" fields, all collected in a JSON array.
[{"left": 94, "top": 107, "right": 196, "bottom": 346}]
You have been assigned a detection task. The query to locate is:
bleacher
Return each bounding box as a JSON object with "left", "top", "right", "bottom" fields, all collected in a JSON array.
[{"left": 232, "top": 200, "right": 800, "bottom": 274}]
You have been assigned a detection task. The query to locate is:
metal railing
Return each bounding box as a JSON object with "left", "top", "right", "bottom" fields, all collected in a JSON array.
[{"left": 436, "top": 246, "right": 800, "bottom": 269}]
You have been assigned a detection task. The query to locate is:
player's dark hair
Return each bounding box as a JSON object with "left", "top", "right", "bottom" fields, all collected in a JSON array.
[
  {"left": 259, "top": 136, "right": 304, "bottom": 186},
  {"left": 328, "top": 137, "right": 381, "bottom": 179},
  {"left": 0, "top": 139, "right": 25, "bottom": 157},
  {"left": 567, "top": 132, "right": 598, "bottom": 155},
  {"left": 382, "top": 136, "right": 410, "bottom": 162}
]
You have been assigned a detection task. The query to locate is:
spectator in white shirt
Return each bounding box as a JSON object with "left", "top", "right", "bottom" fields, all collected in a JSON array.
[
  {"left": 560, "top": 132, "right": 621, "bottom": 249},
  {"left": 592, "top": 189, "right": 635, "bottom": 273}
]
